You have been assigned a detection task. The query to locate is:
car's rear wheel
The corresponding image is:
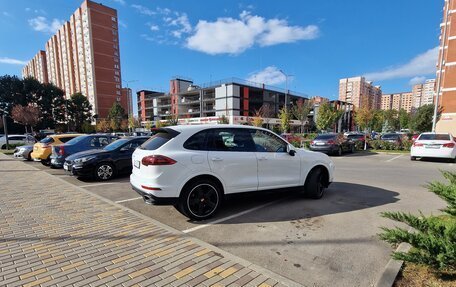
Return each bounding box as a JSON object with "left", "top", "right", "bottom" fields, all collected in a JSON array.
[
  {"left": 336, "top": 146, "right": 342, "bottom": 156},
  {"left": 304, "top": 168, "right": 325, "bottom": 199},
  {"left": 178, "top": 179, "right": 222, "bottom": 221},
  {"left": 94, "top": 163, "right": 115, "bottom": 181},
  {"left": 410, "top": 156, "right": 416, "bottom": 161},
  {"left": 41, "top": 155, "right": 51, "bottom": 166}
]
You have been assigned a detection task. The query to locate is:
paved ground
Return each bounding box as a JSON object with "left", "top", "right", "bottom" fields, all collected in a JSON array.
[
  {"left": 8, "top": 152, "right": 452, "bottom": 287},
  {"left": 0, "top": 153, "right": 299, "bottom": 287}
]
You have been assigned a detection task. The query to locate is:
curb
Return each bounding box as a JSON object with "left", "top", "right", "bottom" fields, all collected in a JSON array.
[
  {"left": 6, "top": 154, "right": 304, "bottom": 287},
  {"left": 374, "top": 243, "right": 411, "bottom": 287}
]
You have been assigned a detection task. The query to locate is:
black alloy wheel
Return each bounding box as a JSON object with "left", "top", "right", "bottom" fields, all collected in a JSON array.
[
  {"left": 179, "top": 179, "right": 222, "bottom": 221},
  {"left": 94, "top": 163, "right": 115, "bottom": 181},
  {"left": 304, "top": 168, "right": 325, "bottom": 199},
  {"left": 41, "top": 155, "right": 51, "bottom": 166}
]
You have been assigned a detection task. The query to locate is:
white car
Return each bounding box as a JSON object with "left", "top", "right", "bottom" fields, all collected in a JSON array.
[
  {"left": 0, "top": 134, "right": 36, "bottom": 149},
  {"left": 411, "top": 132, "right": 456, "bottom": 162},
  {"left": 130, "top": 125, "right": 335, "bottom": 220}
]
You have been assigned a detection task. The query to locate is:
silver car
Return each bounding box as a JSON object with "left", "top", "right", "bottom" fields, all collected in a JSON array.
[{"left": 13, "top": 145, "right": 34, "bottom": 160}]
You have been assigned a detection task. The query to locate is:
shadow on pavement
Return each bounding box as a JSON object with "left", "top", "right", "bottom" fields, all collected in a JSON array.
[
  {"left": 195, "top": 182, "right": 400, "bottom": 224},
  {"left": 416, "top": 157, "right": 455, "bottom": 164}
]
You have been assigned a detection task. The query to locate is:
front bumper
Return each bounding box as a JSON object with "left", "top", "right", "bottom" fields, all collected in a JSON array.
[{"left": 64, "top": 162, "right": 94, "bottom": 177}]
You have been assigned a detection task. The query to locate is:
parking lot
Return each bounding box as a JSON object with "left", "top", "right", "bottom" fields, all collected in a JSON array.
[{"left": 22, "top": 152, "right": 451, "bottom": 287}]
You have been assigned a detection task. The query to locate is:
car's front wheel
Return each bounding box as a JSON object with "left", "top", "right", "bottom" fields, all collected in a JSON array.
[
  {"left": 304, "top": 168, "right": 326, "bottom": 199},
  {"left": 410, "top": 156, "right": 416, "bottom": 161},
  {"left": 178, "top": 179, "right": 222, "bottom": 221},
  {"left": 94, "top": 162, "right": 115, "bottom": 181}
]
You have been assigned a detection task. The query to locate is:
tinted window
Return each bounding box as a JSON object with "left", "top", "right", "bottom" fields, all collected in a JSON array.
[
  {"left": 183, "top": 130, "right": 209, "bottom": 150},
  {"left": 381, "top": 134, "right": 399, "bottom": 139},
  {"left": 250, "top": 129, "right": 287, "bottom": 152},
  {"left": 208, "top": 129, "right": 256, "bottom": 152},
  {"left": 66, "top": 135, "right": 87, "bottom": 145},
  {"left": 140, "top": 128, "right": 180, "bottom": 150},
  {"left": 315, "top": 134, "right": 337, "bottom": 140},
  {"left": 9, "top": 136, "right": 25, "bottom": 141},
  {"left": 90, "top": 137, "right": 109, "bottom": 147},
  {"left": 104, "top": 139, "right": 129, "bottom": 151},
  {"left": 60, "top": 136, "right": 77, "bottom": 143},
  {"left": 40, "top": 137, "right": 54, "bottom": 144},
  {"left": 347, "top": 134, "right": 363, "bottom": 139},
  {"left": 418, "top": 134, "right": 450, "bottom": 141}
]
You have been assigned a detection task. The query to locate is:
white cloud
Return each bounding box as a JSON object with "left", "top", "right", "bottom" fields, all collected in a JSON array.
[
  {"left": 2, "top": 11, "right": 11, "bottom": 17},
  {"left": 364, "top": 47, "right": 439, "bottom": 81},
  {"left": 409, "top": 76, "right": 426, "bottom": 86},
  {"left": 0, "top": 57, "right": 28, "bottom": 65},
  {"left": 112, "top": 0, "right": 126, "bottom": 5},
  {"left": 131, "top": 4, "right": 156, "bottom": 16},
  {"left": 28, "top": 16, "right": 64, "bottom": 33},
  {"left": 149, "top": 24, "right": 159, "bottom": 31},
  {"left": 186, "top": 11, "right": 319, "bottom": 55},
  {"left": 118, "top": 20, "right": 127, "bottom": 29},
  {"left": 247, "top": 66, "right": 287, "bottom": 85},
  {"left": 164, "top": 13, "right": 191, "bottom": 38}
]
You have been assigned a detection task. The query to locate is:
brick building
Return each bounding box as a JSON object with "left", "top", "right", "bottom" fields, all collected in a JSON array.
[{"left": 338, "top": 76, "right": 382, "bottom": 109}]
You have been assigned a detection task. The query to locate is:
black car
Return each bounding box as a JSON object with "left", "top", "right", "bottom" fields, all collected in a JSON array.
[
  {"left": 64, "top": 137, "right": 149, "bottom": 180},
  {"left": 309, "top": 133, "right": 354, "bottom": 156}
]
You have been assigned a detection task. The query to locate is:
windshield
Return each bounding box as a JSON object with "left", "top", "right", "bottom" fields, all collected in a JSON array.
[
  {"left": 418, "top": 134, "right": 450, "bottom": 141},
  {"left": 65, "top": 135, "right": 87, "bottom": 145},
  {"left": 40, "top": 137, "right": 54, "bottom": 144},
  {"left": 315, "top": 134, "right": 336, "bottom": 140},
  {"left": 103, "top": 139, "right": 129, "bottom": 151}
]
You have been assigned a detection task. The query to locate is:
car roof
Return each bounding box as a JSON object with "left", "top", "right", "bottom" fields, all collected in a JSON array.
[
  {"left": 164, "top": 124, "right": 271, "bottom": 133},
  {"left": 51, "top": 133, "right": 84, "bottom": 138}
]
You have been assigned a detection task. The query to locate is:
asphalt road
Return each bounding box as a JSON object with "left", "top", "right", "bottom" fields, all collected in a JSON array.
[{"left": 23, "top": 152, "right": 452, "bottom": 287}]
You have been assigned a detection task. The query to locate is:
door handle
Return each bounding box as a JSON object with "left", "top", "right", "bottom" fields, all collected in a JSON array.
[{"left": 211, "top": 157, "right": 223, "bottom": 161}]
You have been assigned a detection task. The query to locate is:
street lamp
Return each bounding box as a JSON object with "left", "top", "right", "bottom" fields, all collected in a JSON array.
[
  {"left": 122, "top": 79, "right": 138, "bottom": 133},
  {"left": 0, "top": 105, "right": 10, "bottom": 150},
  {"left": 279, "top": 69, "right": 293, "bottom": 111}
]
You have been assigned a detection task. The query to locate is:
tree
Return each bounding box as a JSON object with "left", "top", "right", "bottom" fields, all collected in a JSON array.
[
  {"left": 354, "top": 107, "right": 374, "bottom": 132},
  {"left": 67, "top": 93, "right": 92, "bottom": 132},
  {"left": 96, "top": 119, "right": 111, "bottom": 132},
  {"left": 278, "top": 107, "right": 291, "bottom": 133},
  {"left": 258, "top": 103, "right": 274, "bottom": 129},
  {"left": 291, "top": 98, "right": 312, "bottom": 133},
  {"left": 11, "top": 104, "right": 40, "bottom": 133},
  {"left": 383, "top": 110, "right": 399, "bottom": 131},
  {"left": 128, "top": 116, "right": 140, "bottom": 131},
  {"left": 316, "top": 102, "right": 342, "bottom": 132},
  {"left": 410, "top": 104, "right": 435, "bottom": 133},
  {"left": 106, "top": 102, "right": 126, "bottom": 132},
  {"left": 371, "top": 110, "right": 384, "bottom": 132},
  {"left": 120, "top": 119, "right": 129, "bottom": 131},
  {"left": 38, "top": 83, "right": 66, "bottom": 129},
  {"left": 217, "top": 115, "right": 229, "bottom": 124},
  {"left": 252, "top": 108, "right": 264, "bottom": 127},
  {"left": 399, "top": 109, "right": 411, "bottom": 130}
]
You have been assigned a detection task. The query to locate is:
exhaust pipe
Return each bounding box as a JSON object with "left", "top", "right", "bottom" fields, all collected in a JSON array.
[{"left": 143, "top": 195, "right": 153, "bottom": 205}]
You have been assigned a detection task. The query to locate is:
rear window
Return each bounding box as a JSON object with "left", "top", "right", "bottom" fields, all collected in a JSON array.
[
  {"left": 140, "top": 128, "right": 180, "bottom": 150},
  {"left": 60, "top": 136, "right": 77, "bottom": 143},
  {"left": 418, "top": 134, "right": 450, "bottom": 141},
  {"left": 40, "top": 137, "right": 54, "bottom": 144},
  {"left": 65, "top": 135, "right": 88, "bottom": 145},
  {"left": 347, "top": 134, "right": 363, "bottom": 139},
  {"left": 381, "top": 134, "right": 399, "bottom": 139},
  {"left": 315, "top": 134, "right": 336, "bottom": 140}
]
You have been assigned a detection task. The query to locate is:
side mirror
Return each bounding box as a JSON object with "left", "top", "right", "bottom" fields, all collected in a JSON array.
[{"left": 287, "top": 144, "right": 296, "bottom": 156}]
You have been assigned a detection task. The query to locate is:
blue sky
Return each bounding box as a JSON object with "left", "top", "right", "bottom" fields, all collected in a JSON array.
[{"left": 0, "top": 0, "right": 443, "bottom": 113}]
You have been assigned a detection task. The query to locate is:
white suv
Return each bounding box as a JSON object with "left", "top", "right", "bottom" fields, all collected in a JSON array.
[{"left": 130, "top": 125, "right": 335, "bottom": 220}]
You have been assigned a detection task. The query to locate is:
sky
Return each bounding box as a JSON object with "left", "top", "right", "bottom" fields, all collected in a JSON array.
[{"left": 0, "top": 0, "right": 444, "bottom": 115}]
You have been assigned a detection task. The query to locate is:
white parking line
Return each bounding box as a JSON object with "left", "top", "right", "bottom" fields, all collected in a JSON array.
[
  {"left": 79, "top": 182, "right": 122, "bottom": 188},
  {"left": 385, "top": 155, "right": 403, "bottom": 162},
  {"left": 115, "top": 197, "right": 143, "bottom": 204},
  {"left": 182, "top": 199, "right": 284, "bottom": 234}
]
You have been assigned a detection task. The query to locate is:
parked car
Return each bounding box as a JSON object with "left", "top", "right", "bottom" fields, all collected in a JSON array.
[
  {"left": 64, "top": 136, "right": 149, "bottom": 180},
  {"left": 0, "top": 134, "right": 36, "bottom": 149},
  {"left": 13, "top": 145, "right": 34, "bottom": 160},
  {"left": 346, "top": 133, "right": 367, "bottom": 146},
  {"left": 31, "top": 133, "right": 84, "bottom": 166},
  {"left": 309, "top": 133, "right": 355, "bottom": 155},
  {"left": 380, "top": 133, "right": 402, "bottom": 144},
  {"left": 411, "top": 133, "right": 456, "bottom": 162},
  {"left": 130, "top": 125, "right": 335, "bottom": 220},
  {"left": 50, "top": 134, "right": 118, "bottom": 168}
]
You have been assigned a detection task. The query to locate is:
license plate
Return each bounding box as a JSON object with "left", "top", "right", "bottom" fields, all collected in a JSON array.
[
  {"left": 316, "top": 142, "right": 325, "bottom": 146},
  {"left": 134, "top": 160, "right": 140, "bottom": 168},
  {"left": 425, "top": 145, "right": 440, "bottom": 149},
  {"left": 64, "top": 164, "right": 69, "bottom": 171}
]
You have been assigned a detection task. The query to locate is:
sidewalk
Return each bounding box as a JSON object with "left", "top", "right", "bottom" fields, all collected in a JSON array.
[{"left": 0, "top": 154, "right": 301, "bottom": 287}]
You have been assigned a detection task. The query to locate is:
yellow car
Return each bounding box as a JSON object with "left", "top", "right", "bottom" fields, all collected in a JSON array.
[{"left": 31, "top": 133, "right": 84, "bottom": 166}]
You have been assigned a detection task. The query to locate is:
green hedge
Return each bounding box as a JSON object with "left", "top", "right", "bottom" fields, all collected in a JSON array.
[{"left": 367, "top": 139, "right": 412, "bottom": 151}]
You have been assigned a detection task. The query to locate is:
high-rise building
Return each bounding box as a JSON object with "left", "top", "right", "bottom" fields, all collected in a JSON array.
[
  {"left": 338, "top": 76, "right": 382, "bottom": 109},
  {"left": 435, "top": 0, "right": 456, "bottom": 134},
  {"left": 22, "top": 0, "right": 127, "bottom": 119},
  {"left": 411, "top": 79, "right": 435, "bottom": 112},
  {"left": 381, "top": 92, "right": 413, "bottom": 113},
  {"left": 412, "top": 83, "right": 424, "bottom": 111},
  {"left": 22, "top": 51, "right": 48, "bottom": 84}
]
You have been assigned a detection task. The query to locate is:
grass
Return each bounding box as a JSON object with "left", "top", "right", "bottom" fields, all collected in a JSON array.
[
  {"left": 0, "top": 149, "right": 15, "bottom": 155},
  {"left": 394, "top": 262, "right": 456, "bottom": 287}
]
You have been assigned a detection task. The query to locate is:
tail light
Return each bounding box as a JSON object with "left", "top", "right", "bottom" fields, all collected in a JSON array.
[
  {"left": 59, "top": 146, "right": 65, "bottom": 156},
  {"left": 327, "top": 140, "right": 335, "bottom": 145},
  {"left": 310, "top": 141, "right": 315, "bottom": 145},
  {"left": 141, "top": 155, "right": 176, "bottom": 166},
  {"left": 413, "top": 142, "right": 424, "bottom": 147},
  {"left": 442, "top": 142, "right": 455, "bottom": 148}
]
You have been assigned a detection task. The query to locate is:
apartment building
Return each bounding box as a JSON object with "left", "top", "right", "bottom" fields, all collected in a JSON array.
[
  {"left": 381, "top": 92, "right": 413, "bottom": 113},
  {"left": 22, "top": 51, "right": 48, "bottom": 84},
  {"left": 435, "top": 0, "right": 456, "bottom": 134},
  {"left": 22, "top": 0, "right": 127, "bottom": 119},
  {"left": 412, "top": 79, "right": 436, "bottom": 111},
  {"left": 339, "top": 76, "right": 382, "bottom": 109}
]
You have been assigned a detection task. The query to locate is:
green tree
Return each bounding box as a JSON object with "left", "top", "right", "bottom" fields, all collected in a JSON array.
[
  {"left": 291, "top": 98, "right": 312, "bottom": 133},
  {"left": 38, "top": 83, "right": 66, "bottom": 129},
  {"left": 316, "top": 102, "right": 342, "bottom": 132},
  {"left": 383, "top": 110, "right": 399, "bottom": 131},
  {"left": 371, "top": 110, "right": 384, "bottom": 132},
  {"left": 107, "top": 102, "right": 126, "bottom": 131},
  {"left": 354, "top": 107, "right": 374, "bottom": 132},
  {"left": 410, "top": 104, "right": 435, "bottom": 133},
  {"left": 217, "top": 115, "right": 229, "bottom": 124},
  {"left": 278, "top": 107, "right": 291, "bottom": 133},
  {"left": 399, "top": 109, "right": 411, "bottom": 130},
  {"left": 66, "top": 93, "right": 93, "bottom": 132},
  {"left": 380, "top": 171, "right": 456, "bottom": 272}
]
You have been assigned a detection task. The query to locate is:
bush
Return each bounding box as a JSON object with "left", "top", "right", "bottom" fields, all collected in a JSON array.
[
  {"left": 379, "top": 171, "right": 456, "bottom": 273},
  {"left": 354, "top": 141, "right": 365, "bottom": 150}
]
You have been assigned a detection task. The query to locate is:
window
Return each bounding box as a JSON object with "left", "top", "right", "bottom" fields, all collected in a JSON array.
[
  {"left": 90, "top": 137, "right": 108, "bottom": 147},
  {"left": 140, "top": 129, "right": 180, "bottom": 150},
  {"left": 111, "top": 17, "right": 116, "bottom": 22},
  {"left": 60, "top": 136, "right": 78, "bottom": 143},
  {"left": 249, "top": 129, "right": 287, "bottom": 152},
  {"left": 207, "top": 129, "right": 255, "bottom": 152},
  {"left": 183, "top": 130, "right": 209, "bottom": 150},
  {"left": 112, "top": 30, "right": 117, "bottom": 35}
]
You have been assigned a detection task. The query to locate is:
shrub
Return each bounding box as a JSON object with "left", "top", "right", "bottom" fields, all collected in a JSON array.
[
  {"left": 379, "top": 171, "right": 456, "bottom": 272},
  {"left": 402, "top": 140, "right": 413, "bottom": 151},
  {"left": 354, "top": 141, "right": 365, "bottom": 150}
]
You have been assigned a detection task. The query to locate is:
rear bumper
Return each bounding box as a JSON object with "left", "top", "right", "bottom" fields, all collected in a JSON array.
[
  {"left": 309, "top": 145, "right": 338, "bottom": 153},
  {"left": 130, "top": 173, "right": 179, "bottom": 205},
  {"left": 131, "top": 184, "right": 178, "bottom": 205},
  {"left": 411, "top": 148, "right": 456, "bottom": 159},
  {"left": 50, "top": 156, "right": 65, "bottom": 168}
]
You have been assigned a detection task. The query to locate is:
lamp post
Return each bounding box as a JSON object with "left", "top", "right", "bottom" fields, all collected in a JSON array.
[
  {"left": 279, "top": 69, "right": 293, "bottom": 111},
  {"left": 122, "top": 80, "right": 138, "bottom": 133},
  {"left": 0, "top": 106, "right": 10, "bottom": 149}
]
